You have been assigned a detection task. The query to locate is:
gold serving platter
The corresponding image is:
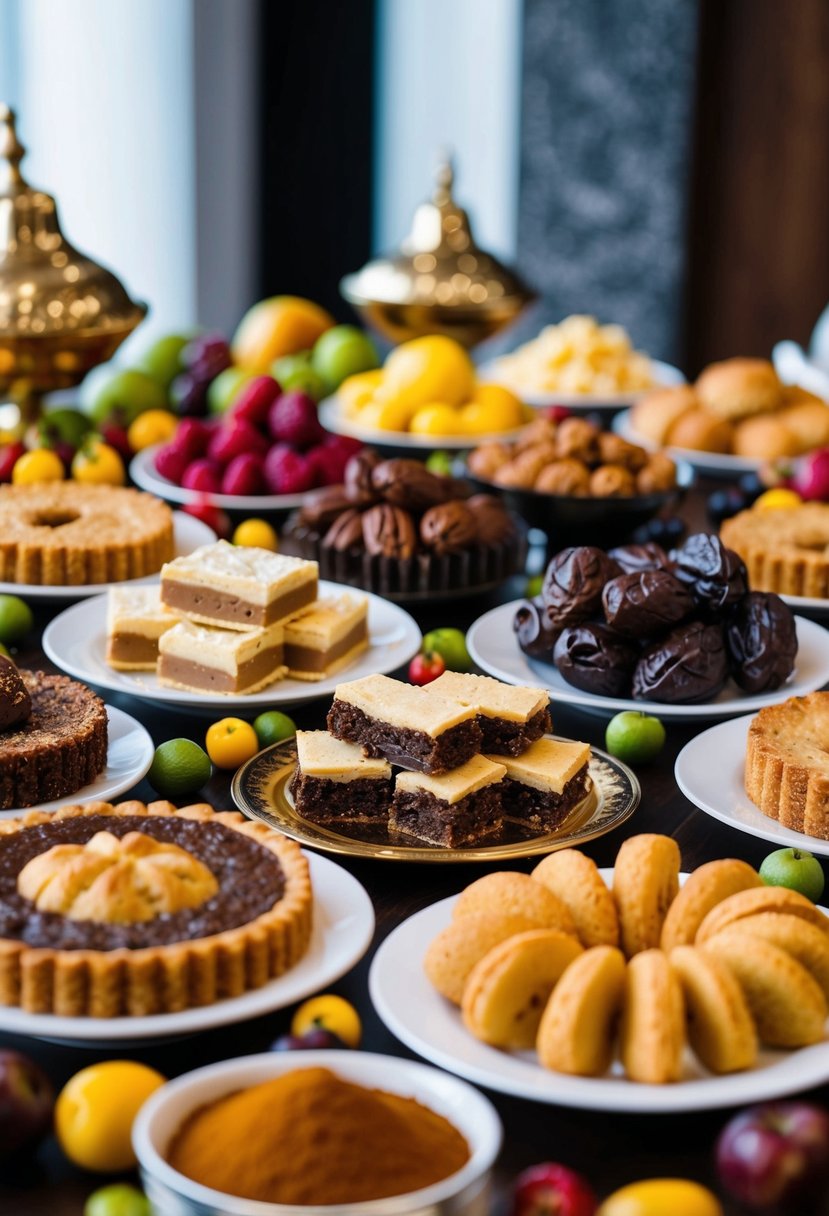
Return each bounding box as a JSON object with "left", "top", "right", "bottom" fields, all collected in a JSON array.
[{"left": 231, "top": 735, "right": 640, "bottom": 863}]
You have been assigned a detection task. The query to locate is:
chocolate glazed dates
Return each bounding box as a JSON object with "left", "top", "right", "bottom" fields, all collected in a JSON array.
[
  {"left": 726, "top": 591, "right": 797, "bottom": 693},
  {"left": 632, "top": 621, "right": 729, "bottom": 704},
  {"left": 553, "top": 624, "right": 638, "bottom": 697}
]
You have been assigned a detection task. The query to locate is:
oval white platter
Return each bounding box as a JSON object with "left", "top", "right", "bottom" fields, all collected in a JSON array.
[
  {"left": 318, "top": 396, "right": 533, "bottom": 450},
  {"left": 130, "top": 446, "right": 306, "bottom": 511},
  {"left": 477, "top": 358, "right": 685, "bottom": 410},
  {"left": 613, "top": 409, "right": 762, "bottom": 476}
]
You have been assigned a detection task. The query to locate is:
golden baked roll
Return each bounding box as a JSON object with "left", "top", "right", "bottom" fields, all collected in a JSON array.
[
  {"left": 731, "top": 415, "right": 800, "bottom": 460},
  {"left": 778, "top": 399, "right": 829, "bottom": 453},
  {"left": 695, "top": 357, "right": 782, "bottom": 420},
  {"left": 629, "top": 385, "right": 698, "bottom": 446},
  {"left": 667, "top": 408, "right": 735, "bottom": 454}
]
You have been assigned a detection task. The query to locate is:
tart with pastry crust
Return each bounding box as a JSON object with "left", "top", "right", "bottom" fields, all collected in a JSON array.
[
  {"left": 745, "top": 692, "right": 829, "bottom": 840},
  {"left": 721, "top": 503, "right": 829, "bottom": 598},
  {"left": 0, "top": 799, "right": 312, "bottom": 1017}
]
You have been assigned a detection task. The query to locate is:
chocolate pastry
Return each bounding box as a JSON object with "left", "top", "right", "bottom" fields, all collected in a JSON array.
[
  {"left": 602, "top": 570, "right": 693, "bottom": 638},
  {"left": 0, "top": 658, "right": 31, "bottom": 732},
  {"left": 362, "top": 504, "right": 417, "bottom": 559},
  {"left": 541, "top": 546, "right": 621, "bottom": 630},
  {"left": 670, "top": 533, "right": 747, "bottom": 617},
  {"left": 370, "top": 459, "right": 448, "bottom": 510},
  {"left": 322, "top": 509, "right": 365, "bottom": 552},
  {"left": 344, "top": 449, "right": 382, "bottom": 502},
  {"left": 553, "top": 623, "right": 638, "bottom": 697},
  {"left": 632, "top": 620, "right": 729, "bottom": 704},
  {"left": 726, "top": 591, "right": 798, "bottom": 693},
  {"left": 607, "top": 542, "right": 669, "bottom": 575},
  {"left": 465, "top": 494, "right": 516, "bottom": 545},
  {"left": 420, "top": 502, "right": 478, "bottom": 554},
  {"left": 299, "top": 485, "right": 355, "bottom": 528},
  {"left": 513, "top": 600, "right": 559, "bottom": 659}
]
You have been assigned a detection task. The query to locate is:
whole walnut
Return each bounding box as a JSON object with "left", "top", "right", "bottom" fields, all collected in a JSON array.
[
  {"left": 514, "top": 417, "right": 557, "bottom": 451},
  {"left": 589, "top": 465, "right": 637, "bottom": 497},
  {"left": 556, "top": 417, "right": 600, "bottom": 463},
  {"left": 637, "top": 453, "right": 678, "bottom": 494},
  {"left": 322, "top": 509, "right": 365, "bottom": 552},
  {"left": 535, "top": 459, "right": 591, "bottom": 496},
  {"left": 467, "top": 443, "right": 511, "bottom": 479},
  {"left": 420, "top": 501, "right": 478, "bottom": 554},
  {"left": 344, "top": 449, "right": 382, "bottom": 502},
  {"left": 362, "top": 503, "right": 417, "bottom": 558},
  {"left": 597, "top": 432, "right": 650, "bottom": 472},
  {"left": 465, "top": 494, "right": 517, "bottom": 545},
  {"left": 371, "top": 459, "right": 448, "bottom": 510},
  {"left": 494, "top": 449, "right": 548, "bottom": 489}
]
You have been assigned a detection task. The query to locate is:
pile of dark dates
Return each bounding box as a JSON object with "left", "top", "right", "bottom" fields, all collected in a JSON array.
[{"left": 514, "top": 533, "right": 798, "bottom": 704}]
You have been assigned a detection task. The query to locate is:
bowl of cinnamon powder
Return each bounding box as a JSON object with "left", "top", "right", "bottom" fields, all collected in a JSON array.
[{"left": 132, "top": 1050, "right": 502, "bottom": 1216}]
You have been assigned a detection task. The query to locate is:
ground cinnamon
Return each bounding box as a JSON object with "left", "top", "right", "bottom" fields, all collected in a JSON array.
[{"left": 167, "top": 1065, "right": 471, "bottom": 1205}]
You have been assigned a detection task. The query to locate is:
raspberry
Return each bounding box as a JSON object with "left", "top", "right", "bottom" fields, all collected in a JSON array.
[
  {"left": 175, "top": 417, "right": 212, "bottom": 459},
  {"left": 268, "top": 391, "right": 325, "bottom": 449},
  {"left": 264, "top": 445, "right": 315, "bottom": 495},
  {"left": 231, "top": 376, "right": 281, "bottom": 428},
  {"left": 154, "top": 442, "right": 189, "bottom": 485},
  {"left": 207, "top": 419, "right": 269, "bottom": 466},
  {"left": 222, "top": 452, "right": 264, "bottom": 496},
  {"left": 184, "top": 499, "right": 231, "bottom": 539},
  {"left": 181, "top": 458, "right": 223, "bottom": 494}
]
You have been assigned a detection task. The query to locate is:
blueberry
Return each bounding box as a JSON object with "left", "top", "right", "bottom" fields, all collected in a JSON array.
[{"left": 738, "top": 471, "right": 764, "bottom": 503}]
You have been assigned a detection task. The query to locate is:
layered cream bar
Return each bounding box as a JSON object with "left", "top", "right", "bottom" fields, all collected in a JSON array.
[
  {"left": 158, "top": 617, "right": 287, "bottom": 694},
  {"left": 489, "top": 737, "right": 591, "bottom": 832},
  {"left": 327, "top": 674, "right": 482, "bottom": 774},
  {"left": 427, "top": 671, "right": 551, "bottom": 756},
  {"left": 283, "top": 595, "right": 369, "bottom": 681},
  {"left": 390, "top": 755, "right": 506, "bottom": 846},
  {"left": 160, "top": 541, "right": 318, "bottom": 631},
  {"left": 290, "top": 730, "right": 391, "bottom": 824},
  {"left": 106, "top": 586, "right": 177, "bottom": 671}
]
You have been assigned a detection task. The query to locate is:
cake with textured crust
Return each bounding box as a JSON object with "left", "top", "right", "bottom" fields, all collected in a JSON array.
[
  {"left": 491, "top": 738, "right": 591, "bottom": 832},
  {"left": 427, "top": 671, "right": 551, "bottom": 756},
  {"left": 390, "top": 755, "right": 506, "bottom": 846},
  {"left": 721, "top": 503, "right": 829, "bottom": 598},
  {"left": 282, "top": 595, "right": 368, "bottom": 681},
  {"left": 158, "top": 617, "right": 287, "bottom": 694},
  {"left": 291, "top": 730, "right": 391, "bottom": 825},
  {"left": 745, "top": 692, "right": 829, "bottom": 839},
  {"left": 106, "top": 586, "right": 177, "bottom": 671},
  {"left": 0, "top": 483, "right": 174, "bottom": 585},
  {"left": 0, "top": 799, "right": 312, "bottom": 1016}
]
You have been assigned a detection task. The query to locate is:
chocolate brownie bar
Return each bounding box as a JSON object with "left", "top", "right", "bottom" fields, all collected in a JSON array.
[
  {"left": 491, "top": 738, "right": 591, "bottom": 833},
  {"left": 427, "top": 671, "right": 551, "bottom": 756},
  {"left": 290, "top": 730, "right": 391, "bottom": 825},
  {"left": 389, "top": 755, "right": 506, "bottom": 847}
]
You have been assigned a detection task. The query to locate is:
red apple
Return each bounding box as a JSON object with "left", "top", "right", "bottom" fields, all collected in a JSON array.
[
  {"left": 408, "top": 651, "right": 446, "bottom": 686},
  {"left": 0, "top": 1049, "right": 54, "bottom": 1157},
  {"left": 510, "top": 1162, "right": 597, "bottom": 1216},
  {"left": 793, "top": 449, "right": 829, "bottom": 502},
  {"left": 716, "top": 1101, "right": 829, "bottom": 1209}
]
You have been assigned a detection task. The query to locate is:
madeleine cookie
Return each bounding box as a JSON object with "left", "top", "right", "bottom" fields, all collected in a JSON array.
[
  {"left": 453, "top": 872, "right": 576, "bottom": 937},
  {"left": 669, "top": 946, "right": 757, "bottom": 1074},
  {"left": 620, "top": 949, "right": 685, "bottom": 1084},
  {"left": 714, "top": 913, "right": 829, "bottom": 1002},
  {"left": 703, "top": 932, "right": 827, "bottom": 1048},
  {"left": 533, "top": 850, "right": 620, "bottom": 948},
  {"left": 537, "top": 945, "right": 626, "bottom": 1075},
  {"left": 462, "top": 929, "right": 583, "bottom": 1049},
  {"left": 660, "top": 859, "right": 762, "bottom": 952},
  {"left": 424, "top": 910, "right": 543, "bottom": 1005},
  {"left": 614, "top": 835, "right": 681, "bottom": 957},
  {"left": 696, "top": 886, "right": 829, "bottom": 944}
]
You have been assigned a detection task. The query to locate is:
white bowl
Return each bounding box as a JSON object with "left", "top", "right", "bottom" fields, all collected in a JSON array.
[{"left": 133, "top": 1050, "right": 503, "bottom": 1216}]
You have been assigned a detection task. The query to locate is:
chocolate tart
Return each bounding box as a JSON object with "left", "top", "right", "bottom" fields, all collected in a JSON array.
[
  {"left": 0, "top": 799, "right": 312, "bottom": 1017},
  {"left": 0, "top": 483, "right": 174, "bottom": 585},
  {"left": 0, "top": 672, "right": 108, "bottom": 809},
  {"left": 721, "top": 504, "right": 829, "bottom": 598},
  {"left": 745, "top": 693, "right": 829, "bottom": 839}
]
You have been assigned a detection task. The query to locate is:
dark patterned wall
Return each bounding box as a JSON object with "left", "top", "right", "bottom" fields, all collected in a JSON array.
[{"left": 516, "top": 0, "right": 699, "bottom": 365}]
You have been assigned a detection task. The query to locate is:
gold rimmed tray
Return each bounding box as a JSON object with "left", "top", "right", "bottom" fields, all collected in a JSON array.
[{"left": 231, "top": 735, "right": 640, "bottom": 863}]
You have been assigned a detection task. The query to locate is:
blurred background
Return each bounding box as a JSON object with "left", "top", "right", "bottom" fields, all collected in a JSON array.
[{"left": 1, "top": 0, "right": 827, "bottom": 374}]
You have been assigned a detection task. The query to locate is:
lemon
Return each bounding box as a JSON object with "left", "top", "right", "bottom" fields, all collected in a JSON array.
[
  {"left": 409, "top": 403, "right": 466, "bottom": 437},
  {"left": 463, "top": 383, "right": 526, "bottom": 432},
  {"left": 338, "top": 369, "right": 383, "bottom": 418},
  {"left": 382, "top": 336, "right": 475, "bottom": 409},
  {"left": 56, "top": 1061, "right": 166, "bottom": 1173},
  {"left": 374, "top": 395, "right": 417, "bottom": 432},
  {"left": 72, "top": 440, "right": 126, "bottom": 486},
  {"left": 148, "top": 738, "right": 212, "bottom": 799},
  {"left": 753, "top": 487, "right": 802, "bottom": 511},
  {"left": 205, "top": 717, "right": 260, "bottom": 769},
  {"left": 291, "top": 994, "right": 362, "bottom": 1048},
  {"left": 0, "top": 595, "right": 33, "bottom": 645},
  {"left": 233, "top": 518, "right": 279, "bottom": 550},
  {"left": 127, "top": 409, "right": 178, "bottom": 452},
  {"left": 12, "top": 448, "right": 64, "bottom": 484}
]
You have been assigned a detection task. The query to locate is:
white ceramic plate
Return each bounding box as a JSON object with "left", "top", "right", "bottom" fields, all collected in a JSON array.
[
  {"left": 369, "top": 881, "right": 829, "bottom": 1112},
  {"left": 477, "top": 359, "right": 685, "bottom": 410},
  {"left": 42, "top": 580, "right": 422, "bottom": 710},
  {"left": 3, "top": 852, "right": 374, "bottom": 1044},
  {"left": 780, "top": 592, "right": 829, "bottom": 618},
  {"left": 467, "top": 601, "right": 829, "bottom": 721},
  {"left": 0, "top": 705, "right": 154, "bottom": 819},
  {"left": 676, "top": 714, "right": 829, "bottom": 857},
  {"left": 318, "top": 396, "right": 533, "bottom": 451},
  {"left": 0, "top": 512, "right": 216, "bottom": 602},
  {"left": 613, "top": 410, "right": 762, "bottom": 476},
  {"left": 130, "top": 446, "right": 306, "bottom": 511}
]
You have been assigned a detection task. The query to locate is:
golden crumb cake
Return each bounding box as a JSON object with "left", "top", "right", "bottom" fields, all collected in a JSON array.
[
  {"left": 390, "top": 754, "right": 506, "bottom": 847},
  {"left": 290, "top": 730, "right": 391, "bottom": 825},
  {"left": 427, "top": 671, "right": 551, "bottom": 755},
  {"left": 327, "top": 674, "right": 482, "bottom": 774},
  {"left": 721, "top": 503, "right": 829, "bottom": 598},
  {"left": 161, "top": 541, "right": 318, "bottom": 631},
  {"left": 488, "top": 737, "right": 591, "bottom": 831},
  {"left": 106, "top": 586, "right": 178, "bottom": 671},
  {"left": 0, "top": 483, "right": 174, "bottom": 585},
  {"left": 282, "top": 595, "right": 368, "bottom": 680},
  {"left": 744, "top": 692, "right": 829, "bottom": 838},
  {"left": 158, "top": 617, "right": 287, "bottom": 694}
]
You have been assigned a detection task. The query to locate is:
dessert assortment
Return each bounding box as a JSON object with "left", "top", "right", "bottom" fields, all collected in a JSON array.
[
  {"left": 423, "top": 834, "right": 829, "bottom": 1084},
  {"left": 514, "top": 533, "right": 798, "bottom": 704},
  {"left": 629, "top": 357, "right": 829, "bottom": 460}
]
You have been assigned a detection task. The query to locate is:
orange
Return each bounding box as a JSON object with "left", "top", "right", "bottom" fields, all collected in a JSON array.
[
  {"left": 127, "top": 409, "right": 178, "bottom": 452},
  {"left": 753, "top": 487, "right": 802, "bottom": 511},
  {"left": 205, "top": 717, "right": 260, "bottom": 769},
  {"left": 291, "top": 994, "right": 362, "bottom": 1047},
  {"left": 597, "top": 1179, "right": 723, "bottom": 1216},
  {"left": 233, "top": 519, "right": 279, "bottom": 551},
  {"left": 55, "top": 1060, "right": 166, "bottom": 1172},
  {"left": 232, "top": 296, "right": 335, "bottom": 372},
  {"left": 381, "top": 336, "right": 475, "bottom": 409},
  {"left": 72, "top": 440, "right": 126, "bottom": 486}
]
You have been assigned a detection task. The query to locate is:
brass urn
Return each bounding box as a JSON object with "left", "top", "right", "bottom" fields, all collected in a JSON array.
[
  {"left": 341, "top": 157, "right": 535, "bottom": 349},
  {"left": 0, "top": 105, "right": 147, "bottom": 417}
]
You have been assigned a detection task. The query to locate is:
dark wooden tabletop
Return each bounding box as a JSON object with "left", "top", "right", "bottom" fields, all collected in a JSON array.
[{"left": 2, "top": 489, "right": 829, "bottom": 1216}]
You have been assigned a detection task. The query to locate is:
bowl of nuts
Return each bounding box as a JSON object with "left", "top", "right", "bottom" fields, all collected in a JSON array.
[{"left": 463, "top": 416, "right": 693, "bottom": 546}]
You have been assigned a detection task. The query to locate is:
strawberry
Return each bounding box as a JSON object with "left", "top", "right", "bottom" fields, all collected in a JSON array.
[
  {"left": 154, "top": 442, "right": 189, "bottom": 485},
  {"left": 231, "top": 376, "right": 281, "bottom": 428},
  {"left": 268, "top": 391, "right": 325, "bottom": 449},
  {"left": 221, "top": 452, "right": 265, "bottom": 496},
  {"left": 175, "top": 417, "right": 212, "bottom": 460},
  {"left": 181, "top": 459, "right": 223, "bottom": 494},
  {"left": 207, "top": 418, "right": 269, "bottom": 466},
  {"left": 306, "top": 444, "right": 350, "bottom": 487},
  {"left": 264, "top": 445, "right": 315, "bottom": 495}
]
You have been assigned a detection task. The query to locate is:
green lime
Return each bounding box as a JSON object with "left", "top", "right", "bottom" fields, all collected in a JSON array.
[
  {"left": 759, "top": 847, "right": 825, "bottom": 902},
  {"left": 39, "top": 407, "right": 93, "bottom": 449},
  {"left": 85, "top": 1184, "right": 150, "bottom": 1216},
  {"left": 134, "top": 333, "right": 191, "bottom": 390},
  {"left": 271, "top": 353, "right": 328, "bottom": 402},
  {"left": 604, "top": 711, "right": 666, "bottom": 765},
  {"left": 207, "top": 367, "right": 254, "bottom": 415},
  {"left": 311, "top": 325, "right": 379, "bottom": 391},
  {"left": 422, "top": 627, "right": 472, "bottom": 672},
  {"left": 147, "top": 739, "right": 212, "bottom": 800},
  {"left": 425, "top": 450, "right": 453, "bottom": 477},
  {"left": 253, "top": 710, "right": 297, "bottom": 748},
  {"left": 83, "top": 367, "right": 167, "bottom": 427},
  {"left": 0, "top": 595, "right": 33, "bottom": 646}
]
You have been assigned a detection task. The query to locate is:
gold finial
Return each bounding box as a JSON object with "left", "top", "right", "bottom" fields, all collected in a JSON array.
[
  {"left": 0, "top": 105, "right": 26, "bottom": 188},
  {"left": 434, "top": 151, "right": 455, "bottom": 203}
]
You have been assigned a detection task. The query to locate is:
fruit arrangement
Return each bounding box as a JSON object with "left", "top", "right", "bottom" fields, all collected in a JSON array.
[{"left": 338, "top": 335, "right": 531, "bottom": 436}]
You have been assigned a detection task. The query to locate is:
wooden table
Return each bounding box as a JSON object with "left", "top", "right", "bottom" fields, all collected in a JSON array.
[{"left": 2, "top": 505, "right": 829, "bottom": 1215}]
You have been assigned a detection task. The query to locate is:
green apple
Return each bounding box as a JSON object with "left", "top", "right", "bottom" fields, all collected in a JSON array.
[
  {"left": 82, "top": 367, "right": 166, "bottom": 427},
  {"left": 134, "top": 332, "right": 192, "bottom": 389},
  {"left": 207, "top": 367, "right": 255, "bottom": 416},
  {"left": 38, "top": 407, "right": 93, "bottom": 449},
  {"left": 759, "top": 847, "right": 825, "bottom": 902},
  {"left": 253, "top": 710, "right": 296, "bottom": 748},
  {"left": 271, "top": 352, "right": 328, "bottom": 402},
  {"left": 311, "top": 325, "right": 379, "bottom": 391},
  {"left": 422, "top": 627, "right": 472, "bottom": 672},
  {"left": 425, "top": 450, "right": 453, "bottom": 477},
  {"left": 605, "top": 711, "right": 666, "bottom": 765},
  {"left": 85, "top": 1183, "right": 150, "bottom": 1216}
]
